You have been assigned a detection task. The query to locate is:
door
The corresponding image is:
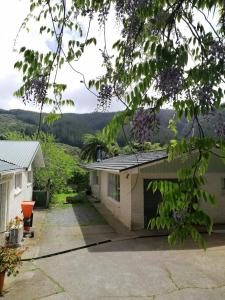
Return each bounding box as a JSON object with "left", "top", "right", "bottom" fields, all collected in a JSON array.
[
  {"left": 144, "top": 180, "right": 162, "bottom": 228},
  {"left": 144, "top": 179, "right": 177, "bottom": 228},
  {"left": 0, "top": 182, "right": 9, "bottom": 232}
]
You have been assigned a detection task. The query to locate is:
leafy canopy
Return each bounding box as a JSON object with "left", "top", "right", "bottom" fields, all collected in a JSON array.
[{"left": 14, "top": 0, "right": 225, "bottom": 247}]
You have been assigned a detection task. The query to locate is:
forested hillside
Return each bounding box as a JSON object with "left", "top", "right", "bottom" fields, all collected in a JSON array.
[{"left": 0, "top": 109, "right": 223, "bottom": 147}]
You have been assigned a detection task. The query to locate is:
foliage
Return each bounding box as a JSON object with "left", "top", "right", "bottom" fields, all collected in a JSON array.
[
  {"left": 0, "top": 247, "right": 25, "bottom": 276},
  {"left": 50, "top": 192, "right": 78, "bottom": 208},
  {"left": 148, "top": 177, "right": 215, "bottom": 249},
  {"left": 4, "top": 131, "right": 76, "bottom": 194},
  {"left": 34, "top": 135, "right": 76, "bottom": 193},
  {"left": 15, "top": 0, "right": 225, "bottom": 246},
  {"left": 80, "top": 132, "right": 119, "bottom": 162},
  {"left": 71, "top": 167, "right": 89, "bottom": 192},
  {"left": 122, "top": 141, "right": 164, "bottom": 154},
  {"left": 7, "top": 216, "right": 23, "bottom": 230},
  {"left": 2, "top": 108, "right": 225, "bottom": 147}
]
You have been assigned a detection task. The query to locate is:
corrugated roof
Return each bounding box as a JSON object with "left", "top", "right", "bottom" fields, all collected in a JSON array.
[
  {"left": 0, "top": 141, "right": 40, "bottom": 168},
  {"left": 0, "top": 160, "right": 21, "bottom": 173},
  {"left": 85, "top": 151, "right": 168, "bottom": 172}
]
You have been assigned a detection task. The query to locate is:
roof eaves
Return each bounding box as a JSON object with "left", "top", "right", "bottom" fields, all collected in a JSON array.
[
  {"left": 119, "top": 155, "right": 168, "bottom": 172},
  {"left": 28, "top": 142, "right": 40, "bottom": 169},
  {"left": 86, "top": 155, "right": 168, "bottom": 173}
]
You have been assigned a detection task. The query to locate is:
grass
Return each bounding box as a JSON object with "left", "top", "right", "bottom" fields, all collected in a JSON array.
[
  {"left": 50, "top": 191, "right": 91, "bottom": 209},
  {"left": 48, "top": 191, "right": 107, "bottom": 226}
]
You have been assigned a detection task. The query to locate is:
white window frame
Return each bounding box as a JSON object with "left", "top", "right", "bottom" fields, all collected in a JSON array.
[
  {"left": 15, "top": 173, "right": 22, "bottom": 194},
  {"left": 0, "top": 181, "right": 9, "bottom": 232},
  {"left": 27, "top": 171, "right": 33, "bottom": 185},
  {"left": 91, "top": 171, "right": 99, "bottom": 185},
  {"left": 108, "top": 173, "right": 120, "bottom": 202}
]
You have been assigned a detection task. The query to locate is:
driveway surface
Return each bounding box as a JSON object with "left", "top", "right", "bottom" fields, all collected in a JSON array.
[{"left": 3, "top": 201, "right": 225, "bottom": 300}]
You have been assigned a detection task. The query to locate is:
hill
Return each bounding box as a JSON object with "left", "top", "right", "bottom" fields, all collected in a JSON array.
[{"left": 0, "top": 108, "right": 224, "bottom": 147}]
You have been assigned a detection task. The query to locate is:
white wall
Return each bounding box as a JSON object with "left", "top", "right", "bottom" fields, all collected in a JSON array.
[
  {"left": 2, "top": 169, "right": 33, "bottom": 225},
  {"left": 89, "top": 154, "right": 225, "bottom": 231},
  {"left": 89, "top": 171, "right": 100, "bottom": 198},
  {"left": 96, "top": 171, "right": 132, "bottom": 229},
  {"left": 201, "top": 174, "right": 225, "bottom": 223}
]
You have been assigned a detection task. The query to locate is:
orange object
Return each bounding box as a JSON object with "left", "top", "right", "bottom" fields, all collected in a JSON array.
[{"left": 21, "top": 201, "right": 35, "bottom": 219}]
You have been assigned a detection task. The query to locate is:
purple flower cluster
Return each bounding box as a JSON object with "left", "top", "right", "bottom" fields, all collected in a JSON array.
[
  {"left": 156, "top": 67, "right": 184, "bottom": 99},
  {"left": 97, "top": 84, "right": 113, "bottom": 111},
  {"left": 216, "top": 120, "right": 225, "bottom": 139},
  {"left": 198, "top": 85, "right": 213, "bottom": 106},
  {"left": 98, "top": 4, "right": 110, "bottom": 24},
  {"left": 209, "top": 41, "right": 225, "bottom": 62},
  {"left": 132, "top": 107, "right": 160, "bottom": 143},
  {"left": 23, "top": 75, "right": 47, "bottom": 105},
  {"left": 115, "top": 0, "right": 151, "bottom": 19},
  {"left": 193, "top": 85, "right": 214, "bottom": 112}
]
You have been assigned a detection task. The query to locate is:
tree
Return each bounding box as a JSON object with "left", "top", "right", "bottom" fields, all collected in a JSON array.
[
  {"left": 123, "top": 141, "right": 164, "bottom": 154},
  {"left": 5, "top": 131, "right": 76, "bottom": 194},
  {"left": 14, "top": 0, "right": 225, "bottom": 246},
  {"left": 80, "top": 132, "right": 119, "bottom": 161}
]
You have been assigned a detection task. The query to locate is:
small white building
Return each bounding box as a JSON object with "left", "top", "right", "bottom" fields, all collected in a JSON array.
[
  {"left": 0, "top": 141, "right": 44, "bottom": 233},
  {"left": 86, "top": 151, "right": 225, "bottom": 230}
]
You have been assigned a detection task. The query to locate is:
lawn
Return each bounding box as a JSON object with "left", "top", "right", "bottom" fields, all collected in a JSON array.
[{"left": 50, "top": 191, "right": 92, "bottom": 209}]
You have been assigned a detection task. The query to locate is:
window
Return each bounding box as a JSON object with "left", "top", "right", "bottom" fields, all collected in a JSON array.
[
  {"left": 0, "top": 182, "right": 8, "bottom": 232},
  {"left": 91, "top": 171, "right": 99, "bottom": 185},
  {"left": 108, "top": 174, "right": 120, "bottom": 202},
  {"left": 27, "top": 171, "right": 32, "bottom": 184},
  {"left": 15, "top": 173, "right": 22, "bottom": 190}
]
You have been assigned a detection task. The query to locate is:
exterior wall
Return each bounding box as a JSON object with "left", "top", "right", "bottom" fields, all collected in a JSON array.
[
  {"left": 130, "top": 173, "right": 144, "bottom": 230},
  {"left": 89, "top": 171, "right": 100, "bottom": 198},
  {"left": 89, "top": 154, "right": 225, "bottom": 231},
  {"left": 131, "top": 171, "right": 178, "bottom": 230},
  {"left": 201, "top": 173, "right": 225, "bottom": 223},
  {"left": 132, "top": 154, "right": 225, "bottom": 228},
  {"left": 97, "top": 171, "right": 132, "bottom": 229},
  {"left": 1, "top": 169, "right": 33, "bottom": 226}
]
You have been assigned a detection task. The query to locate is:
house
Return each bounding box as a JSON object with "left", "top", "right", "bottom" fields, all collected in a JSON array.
[
  {"left": 0, "top": 141, "right": 44, "bottom": 233},
  {"left": 86, "top": 151, "right": 225, "bottom": 230}
]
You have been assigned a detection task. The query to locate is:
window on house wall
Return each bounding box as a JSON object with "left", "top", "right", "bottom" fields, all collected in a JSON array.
[
  {"left": 27, "top": 171, "right": 32, "bottom": 184},
  {"left": 15, "top": 173, "right": 22, "bottom": 190},
  {"left": 91, "top": 171, "right": 99, "bottom": 185},
  {"left": 108, "top": 173, "right": 120, "bottom": 202},
  {"left": 0, "top": 182, "right": 8, "bottom": 232}
]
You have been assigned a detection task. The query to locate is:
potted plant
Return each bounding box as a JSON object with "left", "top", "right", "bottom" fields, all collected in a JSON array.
[
  {"left": 0, "top": 246, "right": 25, "bottom": 295},
  {"left": 6, "top": 216, "right": 23, "bottom": 247}
]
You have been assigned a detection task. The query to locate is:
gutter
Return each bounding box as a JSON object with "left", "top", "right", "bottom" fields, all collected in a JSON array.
[{"left": 0, "top": 168, "right": 25, "bottom": 178}]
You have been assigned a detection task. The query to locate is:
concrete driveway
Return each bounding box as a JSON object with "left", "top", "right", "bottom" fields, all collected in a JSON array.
[{"left": 3, "top": 202, "right": 225, "bottom": 300}]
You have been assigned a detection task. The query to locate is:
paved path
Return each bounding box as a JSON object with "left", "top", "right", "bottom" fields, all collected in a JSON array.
[{"left": 3, "top": 203, "right": 225, "bottom": 300}]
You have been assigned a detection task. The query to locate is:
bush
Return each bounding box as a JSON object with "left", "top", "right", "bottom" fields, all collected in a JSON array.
[{"left": 70, "top": 166, "right": 89, "bottom": 192}]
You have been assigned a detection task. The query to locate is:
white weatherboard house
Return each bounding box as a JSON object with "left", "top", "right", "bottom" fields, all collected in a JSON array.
[
  {"left": 86, "top": 151, "right": 225, "bottom": 230},
  {"left": 0, "top": 141, "right": 44, "bottom": 233}
]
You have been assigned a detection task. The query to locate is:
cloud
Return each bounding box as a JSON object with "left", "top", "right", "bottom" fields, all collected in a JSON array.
[
  {"left": 0, "top": 1, "right": 124, "bottom": 114},
  {"left": 62, "top": 86, "right": 125, "bottom": 113}
]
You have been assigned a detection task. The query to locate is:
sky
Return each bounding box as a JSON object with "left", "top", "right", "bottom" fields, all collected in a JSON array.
[
  {"left": 0, "top": 1, "right": 219, "bottom": 114},
  {"left": 0, "top": 0, "right": 125, "bottom": 114}
]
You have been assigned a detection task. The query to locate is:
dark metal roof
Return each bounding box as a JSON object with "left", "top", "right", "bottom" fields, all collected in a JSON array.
[
  {"left": 85, "top": 151, "right": 168, "bottom": 172},
  {"left": 0, "top": 160, "right": 22, "bottom": 173}
]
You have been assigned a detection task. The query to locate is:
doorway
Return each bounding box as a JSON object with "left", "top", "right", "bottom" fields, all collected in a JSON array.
[{"left": 144, "top": 179, "right": 177, "bottom": 228}]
